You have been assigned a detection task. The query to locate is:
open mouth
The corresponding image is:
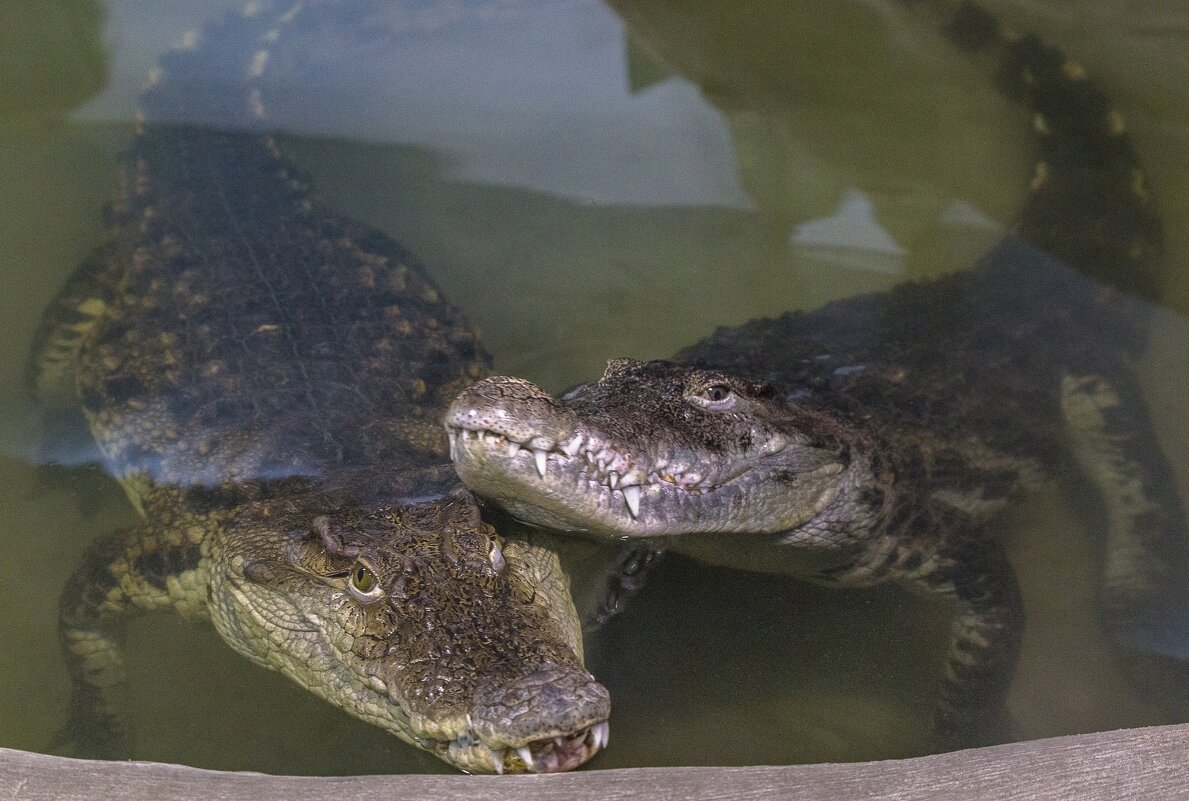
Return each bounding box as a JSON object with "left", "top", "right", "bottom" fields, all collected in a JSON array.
[
  {"left": 446, "top": 423, "right": 722, "bottom": 521},
  {"left": 443, "top": 720, "right": 610, "bottom": 774}
]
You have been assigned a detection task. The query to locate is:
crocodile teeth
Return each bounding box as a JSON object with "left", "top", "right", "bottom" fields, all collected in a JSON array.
[
  {"left": 534, "top": 449, "right": 548, "bottom": 477},
  {"left": 622, "top": 485, "right": 641, "bottom": 518},
  {"left": 593, "top": 721, "right": 610, "bottom": 750},
  {"left": 561, "top": 435, "right": 584, "bottom": 457},
  {"left": 507, "top": 442, "right": 521, "bottom": 458},
  {"left": 488, "top": 542, "right": 506, "bottom": 571},
  {"left": 447, "top": 430, "right": 457, "bottom": 460},
  {"left": 490, "top": 747, "right": 505, "bottom": 775},
  {"left": 517, "top": 746, "right": 535, "bottom": 770},
  {"left": 608, "top": 471, "right": 620, "bottom": 490}
]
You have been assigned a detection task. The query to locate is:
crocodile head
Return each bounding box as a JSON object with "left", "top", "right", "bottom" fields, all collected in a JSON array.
[
  {"left": 446, "top": 358, "right": 850, "bottom": 538},
  {"left": 209, "top": 486, "right": 608, "bottom": 774}
]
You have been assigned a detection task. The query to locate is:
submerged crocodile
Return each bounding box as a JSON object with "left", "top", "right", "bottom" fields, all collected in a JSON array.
[
  {"left": 447, "top": 0, "right": 1188, "bottom": 742},
  {"left": 30, "top": 1, "right": 610, "bottom": 773}
]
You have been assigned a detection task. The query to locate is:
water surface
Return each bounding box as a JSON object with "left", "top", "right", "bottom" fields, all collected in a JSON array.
[{"left": 1, "top": 0, "right": 1187, "bottom": 774}]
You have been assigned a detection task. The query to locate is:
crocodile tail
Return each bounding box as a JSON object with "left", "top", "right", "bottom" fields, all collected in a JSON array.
[
  {"left": 133, "top": 1, "right": 304, "bottom": 135},
  {"left": 912, "top": 1, "right": 1163, "bottom": 336},
  {"left": 927, "top": 3, "right": 1188, "bottom": 703},
  {"left": 109, "top": 2, "right": 314, "bottom": 231}
]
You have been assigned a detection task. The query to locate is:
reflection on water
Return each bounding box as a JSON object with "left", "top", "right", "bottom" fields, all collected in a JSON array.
[{"left": 0, "top": 0, "right": 1187, "bottom": 774}]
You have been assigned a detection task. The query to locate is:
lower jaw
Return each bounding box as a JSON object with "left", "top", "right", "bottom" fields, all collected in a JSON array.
[
  {"left": 497, "top": 480, "right": 721, "bottom": 538},
  {"left": 516, "top": 738, "right": 597, "bottom": 773},
  {"left": 494, "top": 494, "right": 620, "bottom": 536},
  {"left": 446, "top": 725, "right": 605, "bottom": 774}
]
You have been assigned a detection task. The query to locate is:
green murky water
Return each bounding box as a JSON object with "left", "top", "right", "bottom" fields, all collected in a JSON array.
[{"left": 1, "top": 0, "right": 1187, "bottom": 775}]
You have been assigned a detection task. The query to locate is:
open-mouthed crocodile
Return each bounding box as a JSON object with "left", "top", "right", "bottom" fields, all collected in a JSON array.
[
  {"left": 29, "top": 0, "right": 613, "bottom": 774},
  {"left": 447, "top": 0, "right": 1188, "bottom": 745}
]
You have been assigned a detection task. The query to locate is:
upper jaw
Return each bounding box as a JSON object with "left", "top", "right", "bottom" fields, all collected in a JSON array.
[
  {"left": 446, "top": 417, "right": 783, "bottom": 536},
  {"left": 446, "top": 373, "right": 771, "bottom": 525},
  {"left": 444, "top": 380, "right": 841, "bottom": 536},
  {"left": 446, "top": 419, "right": 725, "bottom": 526},
  {"left": 358, "top": 647, "right": 609, "bottom": 774},
  {"left": 444, "top": 378, "right": 662, "bottom": 524},
  {"left": 462, "top": 666, "right": 613, "bottom": 773},
  {"left": 407, "top": 662, "right": 611, "bottom": 774},
  {"left": 447, "top": 412, "right": 847, "bottom": 538}
]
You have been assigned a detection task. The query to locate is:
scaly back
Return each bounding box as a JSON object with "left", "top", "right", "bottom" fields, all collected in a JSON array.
[{"left": 31, "top": 2, "right": 490, "bottom": 492}]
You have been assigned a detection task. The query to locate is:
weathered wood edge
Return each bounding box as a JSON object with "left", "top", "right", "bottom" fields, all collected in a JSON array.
[{"left": 3, "top": 724, "right": 1187, "bottom": 801}]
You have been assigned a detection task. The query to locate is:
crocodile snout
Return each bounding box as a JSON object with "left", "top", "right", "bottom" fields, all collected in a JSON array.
[
  {"left": 470, "top": 663, "right": 610, "bottom": 751},
  {"left": 446, "top": 376, "right": 576, "bottom": 446}
]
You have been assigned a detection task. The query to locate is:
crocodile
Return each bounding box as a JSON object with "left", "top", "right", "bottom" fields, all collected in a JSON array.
[
  {"left": 29, "top": 1, "right": 611, "bottom": 774},
  {"left": 446, "top": 0, "right": 1188, "bottom": 743}
]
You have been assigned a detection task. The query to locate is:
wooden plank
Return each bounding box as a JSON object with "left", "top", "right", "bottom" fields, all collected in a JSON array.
[{"left": 2, "top": 724, "right": 1187, "bottom": 801}]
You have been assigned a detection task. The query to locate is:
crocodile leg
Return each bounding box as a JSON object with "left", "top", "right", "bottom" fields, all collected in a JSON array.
[
  {"left": 910, "top": 533, "right": 1024, "bottom": 747},
  {"left": 813, "top": 520, "right": 1024, "bottom": 747},
  {"left": 56, "top": 522, "right": 208, "bottom": 758},
  {"left": 1059, "top": 372, "right": 1189, "bottom": 651},
  {"left": 26, "top": 243, "right": 119, "bottom": 408},
  {"left": 1059, "top": 372, "right": 1189, "bottom": 720},
  {"left": 582, "top": 542, "right": 665, "bottom": 630}
]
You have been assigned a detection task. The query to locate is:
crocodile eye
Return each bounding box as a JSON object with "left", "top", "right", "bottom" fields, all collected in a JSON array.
[
  {"left": 703, "top": 385, "right": 731, "bottom": 402},
  {"left": 348, "top": 563, "right": 383, "bottom": 603},
  {"left": 689, "top": 383, "right": 738, "bottom": 410}
]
